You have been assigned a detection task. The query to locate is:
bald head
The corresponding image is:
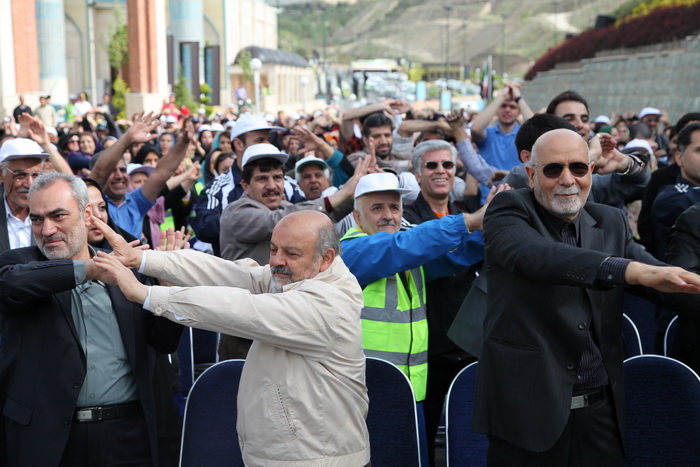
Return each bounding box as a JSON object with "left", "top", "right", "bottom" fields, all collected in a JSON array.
[
  {"left": 531, "top": 129, "right": 589, "bottom": 165},
  {"left": 526, "top": 128, "right": 593, "bottom": 223},
  {"left": 268, "top": 211, "right": 339, "bottom": 292}
]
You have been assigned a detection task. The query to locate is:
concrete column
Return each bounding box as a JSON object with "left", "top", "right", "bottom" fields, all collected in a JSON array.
[
  {"left": 11, "top": 0, "right": 40, "bottom": 94},
  {"left": 35, "top": 0, "right": 68, "bottom": 103},
  {"left": 0, "top": 0, "right": 17, "bottom": 117},
  {"left": 169, "top": 0, "right": 204, "bottom": 80},
  {"left": 125, "top": 0, "right": 168, "bottom": 115}
]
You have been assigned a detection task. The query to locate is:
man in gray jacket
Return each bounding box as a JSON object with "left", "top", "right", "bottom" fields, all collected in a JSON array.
[
  {"left": 218, "top": 143, "right": 370, "bottom": 359},
  {"left": 92, "top": 211, "right": 371, "bottom": 467}
]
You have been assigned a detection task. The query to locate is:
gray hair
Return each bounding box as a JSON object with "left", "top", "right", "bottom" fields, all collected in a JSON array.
[
  {"left": 295, "top": 162, "right": 331, "bottom": 184},
  {"left": 314, "top": 221, "right": 341, "bottom": 259},
  {"left": 412, "top": 140, "right": 457, "bottom": 175},
  {"left": 29, "top": 172, "right": 90, "bottom": 217},
  {"left": 1, "top": 157, "right": 45, "bottom": 174}
]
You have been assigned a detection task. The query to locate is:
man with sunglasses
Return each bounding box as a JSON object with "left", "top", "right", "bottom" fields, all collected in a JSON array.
[
  {"left": 402, "top": 140, "right": 482, "bottom": 466},
  {"left": 0, "top": 139, "right": 49, "bottom": 254},
  {"left": 474, "top": 128, "right": 700, "bottom": 466}
]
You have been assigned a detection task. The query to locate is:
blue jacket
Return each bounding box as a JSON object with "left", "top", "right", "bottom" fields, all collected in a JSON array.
[{"left": 340, "top": 214, "right": 484, "bottom": 286}]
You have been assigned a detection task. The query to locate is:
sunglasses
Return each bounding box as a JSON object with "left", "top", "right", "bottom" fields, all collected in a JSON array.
[
  {"left": 534, "top": 162, "right": 590, "bottom": 179},
  {"left": 424, "top": 160, "right": 455, "bottom": 170}
]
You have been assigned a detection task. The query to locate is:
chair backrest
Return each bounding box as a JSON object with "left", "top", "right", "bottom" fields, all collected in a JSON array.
[
  {"left": 622, "top": 293, "right": 656, "bottom": 353},
  {"left": 192, "top": 328, "right": 220, "bottom": 365},
  {"left": 663, "top": 315, "right": 678, "bottom": 357},
  {"left": 624, "top": 355, "right": 700, "bottom": 466},
  {"left": 622, "top": 313, "right": 643, "bottom": 358},
  {"left": 180, "top": 359, "right": 246, "bottom": 467},
  {"left": 176, "top": 327, "right": 194, "bottom": 396},
  {"left": 365, "top": 357, "right": 421, "bottom": 467},
  {"left": 445, "top": 362, "right": 487, "bottom": 467}
]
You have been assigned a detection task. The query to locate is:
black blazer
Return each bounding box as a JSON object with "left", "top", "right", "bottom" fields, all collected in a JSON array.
[
  {"left": 473, "top": 188, "right": 697, "bottom": 452},
  {"left": 0, "top": 188, "right": 11, "bottom": 254},
  {"left": 0, "top": 246, "right": 183, "bottom": 466}
]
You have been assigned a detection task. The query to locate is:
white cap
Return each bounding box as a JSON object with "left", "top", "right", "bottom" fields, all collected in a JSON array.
[
  {"left": 230, "top": 114, "right": 283, "bottom": 140},
  {"left": 241, "top": 143, "right": 289, "bottom": 168},
  {"left": 639, "top": 107, "right": 661, "bottom": 119},
  {"left": 354, "top": 172, "right": 412, "bottom": 199},
  {"left": 289, "top": 112, "right": 300, "bottom": 121},
  {"left": 0, "top": 138, "right": 50, "bottom": 163},
  {"left": 198, "top": 124, "right": 212, "bottom": 133},
  {"left": 45, "top": 127, "right": 58, "bottom": 137},
  {"left": 295, "top": 156, "right": 328, "bottom": 173},
  {"left": 127, "top": 163, "right": 155, "bottom": 176},
  {"left": 210, "top": 122, "right": 225, "bottom": 132},
  {"left": 594, "top": 115, "right": 610, "bottom": 125},
  {"left": 224, "top": 120, "right": 236, "bottom": 129},
  {"left": 624, "top": 138, "right": 654, "bottom": 156},
  {"left": 165, "top": 115, "right": 177, "bottom": 123},
  {"left": 264, "top": 113, "right": 275, "bottom": 123}
]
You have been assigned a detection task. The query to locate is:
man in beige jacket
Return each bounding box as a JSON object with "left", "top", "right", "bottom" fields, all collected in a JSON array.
[{"left": 93, "top": 210, "right": 370, "bottom": 467}]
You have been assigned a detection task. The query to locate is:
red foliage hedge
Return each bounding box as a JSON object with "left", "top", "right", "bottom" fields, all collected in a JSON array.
[{"left": 524, "top": 3, "right": 700, "bottom": 81}]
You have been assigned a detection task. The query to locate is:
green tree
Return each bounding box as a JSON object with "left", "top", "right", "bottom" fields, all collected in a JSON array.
[
  {"left": 238, "top": 49, "right": 253, "bottom": 84},
  {"left": 105, "top": 7, "right": 129, "bottom": 119},
  {"left": 175, "top": 68, "right": 198, "bottom": 113}
]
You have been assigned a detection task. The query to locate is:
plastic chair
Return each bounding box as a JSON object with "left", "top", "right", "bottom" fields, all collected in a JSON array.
[
  {"left": 176, "top": 327, "right": 194, "bottom": 396},
  {"left": 179, "top": 359, "right": 246, "bottom": 467},
  {"left": 663, "top": 315, "right": 678, "bottom": 357},
  {"left": 624, "top": 355, "right": 700, "bottom": 466},
  {"left": 445, "top": 362, "right": 487, "bottom": 467},
  {"left": 191, "top": 329, "right": 220, "bottom": 377},
  {"left": 622, "top": 293, "right": 656, "bottom": 353},
  {"left": 365, "top": 357, "right": 421, "bottom": 466},
  {"left": 622, "top": 313, "right": 643, "bottom": 358}
]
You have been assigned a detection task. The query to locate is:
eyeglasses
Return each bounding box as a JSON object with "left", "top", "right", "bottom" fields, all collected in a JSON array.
[
  {"left": 423, "top": 160, "right": 455, "bottom": 170},
  {"left": 6, "top": 168, "right": 43, "bottom": 183},
  {"left": 533, "top": 162, "right": 590, "bottom": 179}
]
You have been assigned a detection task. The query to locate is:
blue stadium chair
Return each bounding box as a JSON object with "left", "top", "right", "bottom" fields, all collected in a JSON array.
[
  {"left": 622, "top": 293, "right": 657, "bottom": 353},
  {"left": 176, "top": 327, "right": 194, "bottom": 396},
  {"left": 445, "top": 362, "right": 487, "bottom": 467},
  {"left": 365, "top": 357, "right": 421, "bottom": 466},
  {"left": 191, "top": 328, "right": 220, "bottom": 377},
  {"left": 179, "top": 359, "right": 246, "bottom": 467},
  {"left": 663, "top": 315, "right": 678, "bottom": 357},
  {"left": 624, "top": 355, "right": 700, "bottom": 466},
  {"left": 622, "top": 313, "right": 643, "bottom": 358}
]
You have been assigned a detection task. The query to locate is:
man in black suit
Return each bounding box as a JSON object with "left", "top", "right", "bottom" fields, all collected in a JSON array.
[
  {"left": 0, "top": 172, "right": 182, "bottom": 466},
  {"left": 474, "top": 129, "right": 700, "bottom": 466}
]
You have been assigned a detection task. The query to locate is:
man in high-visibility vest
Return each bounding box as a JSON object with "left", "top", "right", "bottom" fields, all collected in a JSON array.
[{"left": 340, "top": 172, "right": 501, "bottom": 464}]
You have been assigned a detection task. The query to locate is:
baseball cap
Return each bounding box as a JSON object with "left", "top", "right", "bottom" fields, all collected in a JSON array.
[
  {"left": 623, "top": 138, "right": 654, "bottom": 156},
  {"left": 210, "top": 122, "right": 225, "bottom": 132},
  {"left": 594, "top": 115, "right": 611, "bottom": 125},
  {"left": 241, "top": 143, "right": 289, "bottom": 168},
  {"left": 0, "top": 138, "right": 50, "bottom": 163},
  {"left": 639, "top": 107, "right": 661, "bottom": 119},
  {"left": 127, "top": 163, "right": 155, "bottom": 177},
  {"left": 295, "top": 156, "right": 328, "bottom": 173},
  {"left": 230, "top": 114, "right": 283, "bottom": 140},
  {"left": 354, "top": 172, "right": 412, "bottom": 199}
]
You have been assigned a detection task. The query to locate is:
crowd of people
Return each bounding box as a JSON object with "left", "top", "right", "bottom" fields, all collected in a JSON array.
[{"left": 1, "top": 84, "right": 700, "bottom": 467}]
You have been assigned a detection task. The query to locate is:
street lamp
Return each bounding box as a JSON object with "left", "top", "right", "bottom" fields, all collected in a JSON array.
[
  {"left": 552, "top": 0, "right": 561, "bottom": 49},
  {"left": 250, "top": 57, "right": 262, "bottom": 114},
  {"left": 443, "top": 4, "right": 453, "bottom": 88},
  {"left": 300, "top": 75, "right": 309, "bottom": 113}
]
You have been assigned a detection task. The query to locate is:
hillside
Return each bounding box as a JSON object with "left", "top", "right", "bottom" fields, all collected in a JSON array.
[{"left": 277, "top": 0, "right": 632, "bottom": 76}]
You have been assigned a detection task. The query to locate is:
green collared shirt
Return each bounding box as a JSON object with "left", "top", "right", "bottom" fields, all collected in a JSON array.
[{"left": 71, "top": 256, "right": 138, "bottom": 407}]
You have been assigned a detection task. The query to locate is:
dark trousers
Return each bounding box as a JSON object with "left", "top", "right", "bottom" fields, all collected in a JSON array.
[
  {"left": 424, "top": 354, "right": 475, "bottom": 467},
  {"left": 487, "top": 387, "right": 624, "bottom": 467},
  {"left": 59, "top": 407, "right": 151, "bottom": 467}
]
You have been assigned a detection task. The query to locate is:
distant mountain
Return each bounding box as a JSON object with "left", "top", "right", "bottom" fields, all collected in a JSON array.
[{"left": 276, "top": 0, "right": 632, "bottom": 76}]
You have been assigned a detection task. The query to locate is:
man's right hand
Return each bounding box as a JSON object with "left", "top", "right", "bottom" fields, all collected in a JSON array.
[
  {"left": 89, "top": 215, "right": 146, "bottom": 269},
  {"left": 124, "top": 111, "right": 160, "bottom": 144},
  {"left": 625, "top": 262, "right": 700, "bottom": 293}
]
